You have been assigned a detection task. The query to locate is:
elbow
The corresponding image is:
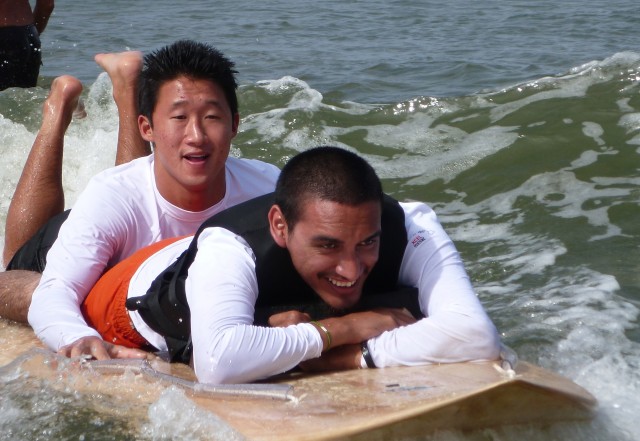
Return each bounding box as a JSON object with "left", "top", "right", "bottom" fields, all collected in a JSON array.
[
  {"left": 195, "top": 365, "right": 237, "bottom": 385},
  {"left": 461, "top": 320, "right": 502, "bottom": 361},
  {"left": 431, "top": 312, "right": 502, "bottom": 362},
  {"left": 193, "top": 349, "right": 234, "bottom": 385},
  {"left": 192, "top": 327, "right": 250, "bottom": 385},
  {"left": 194, "top": 358, "right": 238, "bottom": 385}
]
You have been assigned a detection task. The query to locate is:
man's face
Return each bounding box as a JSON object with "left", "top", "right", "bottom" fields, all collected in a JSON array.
[
  {"left": 139, "top": 75, "right": 238, "bottom": 211},
  {"left": 273, "top": 199, "right": 382, "bottom": 310}
]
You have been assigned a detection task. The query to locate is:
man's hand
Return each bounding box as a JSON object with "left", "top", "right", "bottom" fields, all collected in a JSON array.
[
  {"left": 269, "top": 307, "right": 416, "bottom": 349},
  {"left": 327, "top": 307, "right": 417, "bottom": 347},
  {"left": 268, "top": 310, "right": 311, "bottom": 327},
  {"left": 299, "top": 344, "right": 362, "bottom": 372},
  {"left": 58, "top": 336, "right": 151, "bottom": 360}
]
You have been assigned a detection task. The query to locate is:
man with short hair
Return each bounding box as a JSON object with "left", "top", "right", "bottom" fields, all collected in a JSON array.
[
  {"left": 55, "top": 146, "right": 501, "bottom": 384},
  {"left": 12, "top": 40, "right": 280, "bottom": 360}
]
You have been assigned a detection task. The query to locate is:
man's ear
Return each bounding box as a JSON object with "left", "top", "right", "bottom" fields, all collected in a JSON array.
[
  {"left": 268, "top": 205, "right": 288, "bottom": 248},
  {"left": 231, "top": 113, "right": 240, "bottom": 138},
  {"left": 139, "top": 115, "right": 154, "bottom": 142}
]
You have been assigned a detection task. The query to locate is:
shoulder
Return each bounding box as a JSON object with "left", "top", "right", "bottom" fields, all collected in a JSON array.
[
  {"left": 197, "top": 226, "right": 251, "bottom": 249},
  {"left": 87, "top": 155, "right": 153, "bottom": 189},
  {"left": 397, "top": 201, "right": 455, "bottom": 252},
  {"left": 225, "top": 156, "right": 280, "bottom": 178},
  {"left": 399, "top": 201, "right": 440, "bottom": 227},
  {"left": 198, "top": 226, "right": 255, "bottom": 259},
  {"left": 223, "top": 157, "right": 280, "bottom": 203},
  {"left": 69, "top": 156, "right": 156, "bottom": 231}
]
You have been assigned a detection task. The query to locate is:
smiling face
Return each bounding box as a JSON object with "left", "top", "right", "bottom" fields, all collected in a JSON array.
[
  {"left": 269, "top": 198, "right": 382, "bottom": 310},
  {"left": 139, "top": 75, "right": 239, "bottom": 212}
]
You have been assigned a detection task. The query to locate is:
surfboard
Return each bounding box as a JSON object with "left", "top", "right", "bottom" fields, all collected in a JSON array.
[{"left": 0, "top": 318, "right": 596, "bottom": 440}]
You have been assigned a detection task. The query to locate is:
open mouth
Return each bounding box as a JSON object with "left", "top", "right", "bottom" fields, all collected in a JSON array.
[
  {"left": 328, "top": 277, "right": 357, "bottom": 288},
  {"left": 184, "top": 154, "right": 209, "bottom": 162}
]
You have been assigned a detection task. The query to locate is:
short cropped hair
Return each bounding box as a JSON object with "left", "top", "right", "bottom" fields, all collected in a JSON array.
[
  {"left": 275, "top": 146, "right": 383, "bottom": 230},
  {"left": 138, "top": 40, "right": 238, "bottom": 124}
]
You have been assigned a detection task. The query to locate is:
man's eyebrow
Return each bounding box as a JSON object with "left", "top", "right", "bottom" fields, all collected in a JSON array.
[
  {"left": 363, "top": 230, "right": 382, "bottom": 242},
  {"left": 310, "top": 235, "right": 341, "bottom": 244},
  {"left": 310, "top": 230, "right": 381, "bottom": 244},
  {"left": 169, "top": 98, "right": 226, "bottom": 108}
]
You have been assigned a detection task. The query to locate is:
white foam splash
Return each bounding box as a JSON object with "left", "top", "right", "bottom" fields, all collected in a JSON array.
[{"left": 141, "top": 388, "right": 245, "bottom": 441}]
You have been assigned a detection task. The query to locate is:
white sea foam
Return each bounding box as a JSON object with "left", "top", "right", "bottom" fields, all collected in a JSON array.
[
  {"left": 141, "top": 388, "right": 244, "bottom": 441},
  {"left": 2, "top": 49, "right": 640, "bottom": 441},
  {"left": 438, "top": 174, "right": 640, "bottom": 441}
]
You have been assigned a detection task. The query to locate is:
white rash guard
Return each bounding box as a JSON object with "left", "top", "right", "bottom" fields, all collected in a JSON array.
[
  {"left": 127, "top": 201, "right": 501, "bottom": 384},
  {"left": 28, "top": 154, "right": 280, "bottom": 350}
]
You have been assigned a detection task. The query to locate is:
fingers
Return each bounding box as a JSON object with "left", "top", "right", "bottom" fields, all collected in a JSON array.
[
  {"left": 373, "top": 307, "right": 417, "bottom": 327},
  {"left": 57, "top": 337, "right": 151, "bottom": 361},
  {"left": 394, "top": 308, "right": 417, "bottom": 326},
  {"left": 268, "top": 310, "right": 312, "bottom": 327},
  {"left": 330, "top": 308, "right": 418, "bottom": 345},
  {"left": 58, "top": 336, "right": 111, "bottom": 360},
  {"left": 106, "top": 345, "right": 152, "bottom": 360}
]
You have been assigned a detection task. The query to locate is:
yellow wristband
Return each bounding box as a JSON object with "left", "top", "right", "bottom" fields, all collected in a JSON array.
[{"left": 311, "top": 321, "right": 332, "bottom": 352}]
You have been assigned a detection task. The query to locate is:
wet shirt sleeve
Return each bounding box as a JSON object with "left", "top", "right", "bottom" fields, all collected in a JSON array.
[{"left": 366, "top": 202, "right": 501, "bottom": 367}]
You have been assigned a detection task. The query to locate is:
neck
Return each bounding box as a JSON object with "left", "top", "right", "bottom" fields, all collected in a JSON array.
[
  {"left": 155, "top": 176, "right": 226, "bottom": 213},
  {"left": 172, "top": 189, "right": 225, "bottom": 212}
]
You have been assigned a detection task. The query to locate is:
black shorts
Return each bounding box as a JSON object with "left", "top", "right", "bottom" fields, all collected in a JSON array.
[
  {"left": 0, "top": 24, "right": 42, "bottom": 90},
  {"left": 6, "top": 210, "right": 71, "bottom": 273}
]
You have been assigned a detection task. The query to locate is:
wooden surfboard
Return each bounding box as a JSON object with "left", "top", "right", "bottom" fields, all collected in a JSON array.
[{"left": 0, "top": 318, "right": 596, "bottom": 440}]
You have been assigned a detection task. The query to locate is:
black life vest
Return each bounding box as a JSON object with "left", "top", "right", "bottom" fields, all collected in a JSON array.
[{"left": 126, "top": 193, "right": 420, "bottom": 363}]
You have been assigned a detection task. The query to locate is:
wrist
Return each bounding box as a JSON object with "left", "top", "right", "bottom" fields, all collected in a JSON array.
[
  {"left": 360, "top": 341, "right": 376, "bottom": 368},
  {"left": 310, "top": 321, "right": 332, "bottom": 352},
  {"left": 358, "top": 352, "right": 368, "bottom": 369}
]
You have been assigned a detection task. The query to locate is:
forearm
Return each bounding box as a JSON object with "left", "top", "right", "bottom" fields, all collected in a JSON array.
[
  {"left": 298, "top": 344, "right": 363, "bottom": 372},
  {"left": 28, "top": 256, "right": 103, "bottom": 351},
  {"left": 367, "top": 308, "right": 500, "bottom": 367},
  {"left": 310, "top": 309, "right": 414, "bottom": 349},
  {"left": 188, "top": 231, "right": 323, "bottom": 383},
  {"left": 0, "top": 270, "right": 40, "bottom": 323},
  {"left": 191, "top": 323, "right": 322, "bottom": 384},
  {"left": 27, "top": 209, "right": 115, "bottom": 350},
  {"left": 32, "top": 0, "right": 55, "bottom": 34},
  {"left": 28, "top": 282, "right": 101, "bottom": 350},
  {"left": 368, "top": 201, "right": 501, "bottom": 366},
  {"left": 374, "top": 262, "right": 500, "bottom": 365}
]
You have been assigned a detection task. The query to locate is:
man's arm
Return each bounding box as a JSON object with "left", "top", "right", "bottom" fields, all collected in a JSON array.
[
  {"left": 363, "top": 202, "right": 501, "bottom": 367},
  {"left": 270, "top": 308, "right": 416, "bottom": 372},
  {"left": 185, "top": 229, "right": 416, "bottom": 384},
  {"left": 28, "top": 169, "right": 155, "bottom": 357},
  {"left": 28, "top": 205, "right": 123, "bottom": 350},
  {"left": 0, "top": 270, "right": 40, "bottom": 322},
  {"left": 57, "top": 336, "right": 150, "bottom": 360},
  {"left": 32, "top": 0, "right": 54, "bottom": 34}
]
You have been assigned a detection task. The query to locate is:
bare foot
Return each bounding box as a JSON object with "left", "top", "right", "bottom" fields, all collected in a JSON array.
[
  {"left": 94, "top": 51, "right": 143, "bottom": 101},
  {"left": 43, "top": 75, "right": 84, "bottom": 129},
  {"left": 95, "top": 51, "right": 150, "bottom": 165}
]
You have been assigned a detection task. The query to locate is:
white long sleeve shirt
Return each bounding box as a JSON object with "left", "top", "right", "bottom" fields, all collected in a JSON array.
[
  {"left": 28, "top": 154, "right": 280, "bottom": 350},
  {"left": 127, "top": 201, "right": 501, "bottom": 384}
]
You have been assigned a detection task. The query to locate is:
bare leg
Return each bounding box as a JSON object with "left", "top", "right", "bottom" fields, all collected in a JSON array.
[
  {"left": 0, "top": 270, "right": 41, "bottom": 322},
  {"left": 95, "top": 51, "right": 151, "bottom": 165},
  {"left": 2, "top": 76, "right": 83, "bottom": 267}
]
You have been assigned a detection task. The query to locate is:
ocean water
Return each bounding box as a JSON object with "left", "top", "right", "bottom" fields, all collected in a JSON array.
[{"left": 1, "top": 0, "right": 639, "bottom": 440}]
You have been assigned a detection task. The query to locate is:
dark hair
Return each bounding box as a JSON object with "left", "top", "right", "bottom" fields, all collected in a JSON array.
[
  {"left": 138, "top": 40, "right": 238, "bottom": 124},
  {"left": 275, "top": 146, "right": 383, "bottom": 230}
]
